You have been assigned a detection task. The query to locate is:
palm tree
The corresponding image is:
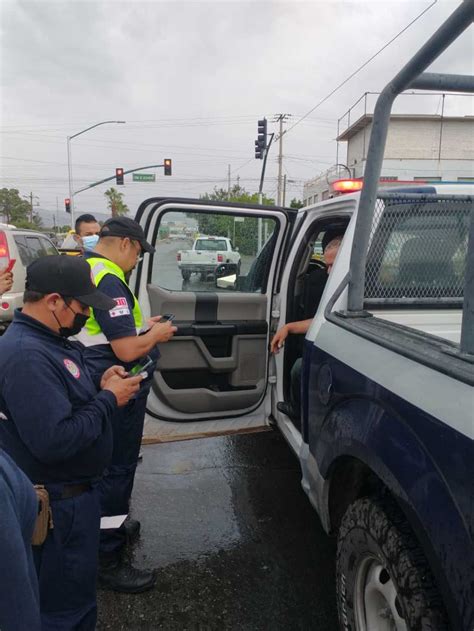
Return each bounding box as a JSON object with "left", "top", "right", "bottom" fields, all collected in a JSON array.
[{"left": 104, "top": 188, "right": 129, "bottom": 217}]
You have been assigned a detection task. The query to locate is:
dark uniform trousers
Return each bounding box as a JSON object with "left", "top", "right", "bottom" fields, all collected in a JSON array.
[
  {"left": 99, "top": 392, "right": 148, "bottom": 556},
  {"left": 32, "top": 484, "right": 101, "bottom": 631}
]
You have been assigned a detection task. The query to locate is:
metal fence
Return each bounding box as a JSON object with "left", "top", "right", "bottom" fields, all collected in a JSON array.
[{"left": 364, "top": 193, "right": 472, "bottom": 305}]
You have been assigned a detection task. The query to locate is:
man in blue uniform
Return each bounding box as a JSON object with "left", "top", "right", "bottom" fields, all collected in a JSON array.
[
  {"left": 0, "top": 448, "right": 40, "bottom": 631},
  {"left": 75, "top": 217, "right": 176, "bottom": 593},
  {"left": 0, "top": 255, "right": 144, "bottom": 631}
]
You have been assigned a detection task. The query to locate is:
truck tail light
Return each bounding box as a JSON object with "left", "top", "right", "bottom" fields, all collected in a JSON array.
[
  {"left": 217, "top": 254, "right": 223, "bottom": 263},
  {"left": 0, "top": 231, "right": 10, "bottom": 270},
  {"left": 177, "top": 252, "right": 181, "bottom": 261}
]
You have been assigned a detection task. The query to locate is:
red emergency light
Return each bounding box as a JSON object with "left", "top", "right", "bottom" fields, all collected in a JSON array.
[{"left": 331, "top": 179, "right": 364, "bottom": 193}]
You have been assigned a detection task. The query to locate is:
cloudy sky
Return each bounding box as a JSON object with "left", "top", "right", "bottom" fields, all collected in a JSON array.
[{"left": 0, "top": 0, "right": 472, "bottom": 225}]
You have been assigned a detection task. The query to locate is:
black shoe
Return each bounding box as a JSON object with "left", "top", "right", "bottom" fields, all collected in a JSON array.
[
  {"left": 124, "top": 518, "right": 141, "bottom": 544},
  {"left": 98, "top": 558, "right": 156, "bottom": 594},
  {"left": 277, "top": 401, "right": 299, "bottom": 419}
]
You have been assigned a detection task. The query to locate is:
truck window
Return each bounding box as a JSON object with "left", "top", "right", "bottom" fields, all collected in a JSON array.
[
  {"left": 150, "top": 209, "right": 277, "bottom": 293},
  {"left": 365, "top": 196, "right": 470, "bottom": 305},
  {"left": 194, "top": 239, "right": 228, "bottom": 251}
]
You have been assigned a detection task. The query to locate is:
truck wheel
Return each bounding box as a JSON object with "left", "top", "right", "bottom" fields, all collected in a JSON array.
[
  {"left": 181, "top": 270, "right": 191, "bottom": 281},
  {"left": 336, "top": 496, "right": 448, "bottom": 631}
]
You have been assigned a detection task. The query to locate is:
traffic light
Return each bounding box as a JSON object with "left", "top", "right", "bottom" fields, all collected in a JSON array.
[
  {"left": 64, "top": 198, "right": 71, "bottom": 213},
  {"left": 164, "top": 159, "right": 172, "bottom": 176},
  {"left": 115, "top": 168, "right": 124, "bottom": 185},
  {"left": 255, "top": 118, "right": 267, "bottom": 160}
]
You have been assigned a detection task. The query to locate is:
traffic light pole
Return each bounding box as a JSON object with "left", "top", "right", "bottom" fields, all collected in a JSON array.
[
  {"left": 73, "top": 163, "right": 167, "bottom": 196},
  {"left": 257, "top": 133, "right": 274, "bottom": 252},
  {"left": 258, "top": 133, "right": 275, "bottom": 204}
]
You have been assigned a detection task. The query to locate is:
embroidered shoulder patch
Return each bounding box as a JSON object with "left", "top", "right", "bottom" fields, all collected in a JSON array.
[
  {"left": 109, "top": 296, "right": 131, "bottom": 318},
  {"left": 63, "top": 358, "right": 81, "bottom": 379}
]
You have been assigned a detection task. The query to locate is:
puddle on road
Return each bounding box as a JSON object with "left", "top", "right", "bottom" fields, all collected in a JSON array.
[{"left": 130, "top": 435, "right": 270, "bottom": 568}]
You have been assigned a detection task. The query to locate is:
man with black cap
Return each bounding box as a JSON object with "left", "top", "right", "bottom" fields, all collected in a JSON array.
[
  {"left": 74, "top": 216, "right": 176, "bottom": 593},
  {"left": 0, "top": 255, "right": 145, "bottom": 631},
  {"left": 270, "top": 232, "right": 344, "bottom": 420}
]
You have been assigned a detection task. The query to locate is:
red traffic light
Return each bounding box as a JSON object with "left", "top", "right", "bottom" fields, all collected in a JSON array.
[
  {"left": 64, "top": 198, "right": 71, "bottom": 213},
  {"left": 115, "top": 168, "right": 124, "bottom": 185},
  {"left": 164, "top": 159, "right": 172, "bottom": 176}
]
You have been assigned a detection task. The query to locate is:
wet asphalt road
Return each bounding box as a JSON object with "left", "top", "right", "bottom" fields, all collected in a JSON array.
[{"left": 96, "top": 431, "right": 338, "bottom": 631}]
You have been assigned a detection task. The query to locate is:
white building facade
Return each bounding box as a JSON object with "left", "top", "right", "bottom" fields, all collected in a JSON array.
[{"left": 303, "top": 114, "right": 474, "bottom": 205}]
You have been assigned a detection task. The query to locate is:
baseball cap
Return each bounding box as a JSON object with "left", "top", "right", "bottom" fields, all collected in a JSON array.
[
  {"left": 26, "top": 255, "right": 116, "bottom": 311},
  {"left": 99, "top": 217, "right": 155, "bottom": 254}
]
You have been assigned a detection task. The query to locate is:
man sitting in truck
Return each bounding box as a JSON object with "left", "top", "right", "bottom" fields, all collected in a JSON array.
[{"left": 270, "top": 231, "right": 343, "bottom": 420}]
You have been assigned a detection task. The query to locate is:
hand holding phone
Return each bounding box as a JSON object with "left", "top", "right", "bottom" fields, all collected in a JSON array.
[
  {"left": 129, "top": 356, "right": 154, "bottom": 377},
  {"left": 160, "top": 314, "right": 175, "bottom": 322},
  {"left": 2, "top": 259, "right": 16, "bottom": 274}
]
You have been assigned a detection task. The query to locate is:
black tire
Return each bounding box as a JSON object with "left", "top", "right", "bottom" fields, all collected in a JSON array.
[
  {"left": 236, "top": 261, "right": 241, "bottom": 276},
  {"left": 181, "top": 270, "right": 191, "bottom": 281},
  {"left": 336, "top": 496, "right": 449, "bottom": 631}
]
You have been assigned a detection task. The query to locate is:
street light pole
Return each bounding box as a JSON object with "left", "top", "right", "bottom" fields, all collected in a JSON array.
[{"left": 67, "top": 120, "right": 125, "bottom": 226}]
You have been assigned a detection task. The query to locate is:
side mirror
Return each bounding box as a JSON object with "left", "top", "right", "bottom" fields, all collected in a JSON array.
[{"left": 234, "top": 246, "right": 239, "bottom": 252}]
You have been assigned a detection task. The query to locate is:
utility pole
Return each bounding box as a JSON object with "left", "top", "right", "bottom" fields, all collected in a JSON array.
[
  {"left": 282, "top": 174, "right": 287, "bottom": 207},
  {"left": 227, "top": 164, "right": 231, "bottom": 198},
  {"left": 274, "top": 114, "right": 291, "bottom": 206},
  {"left": 23, "top": 192, "right": 39, "bottom": 223}
]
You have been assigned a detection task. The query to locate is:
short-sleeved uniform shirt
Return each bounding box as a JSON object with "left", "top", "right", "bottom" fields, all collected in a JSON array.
[{"left": 82, "top": 254, "right": 159, "bottom": 394}]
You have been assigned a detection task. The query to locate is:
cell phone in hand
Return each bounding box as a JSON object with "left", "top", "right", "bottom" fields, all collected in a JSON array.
[
  {"left": 4, "top": 259, "right": 16, "bottom": 273},
  {"left": 129, "top": 356, "right": 154, "bottom": 377},
  {"left": 160, "top": 314, "right": 175, "bottom": 322}
]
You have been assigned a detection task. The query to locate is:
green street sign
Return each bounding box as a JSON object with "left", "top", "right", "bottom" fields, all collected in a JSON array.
[{"left": 133, "top": 173, "right": 156, "bottom": 182}]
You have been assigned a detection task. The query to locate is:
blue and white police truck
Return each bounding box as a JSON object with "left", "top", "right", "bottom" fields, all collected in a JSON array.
[{"left": 132, "top": 3, "right": 473, "bottom": 629}]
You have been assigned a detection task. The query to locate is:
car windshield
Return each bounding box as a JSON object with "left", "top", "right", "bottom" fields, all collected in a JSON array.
[{"left": 195, "top": 239, "right": 227, "bottom": 251}]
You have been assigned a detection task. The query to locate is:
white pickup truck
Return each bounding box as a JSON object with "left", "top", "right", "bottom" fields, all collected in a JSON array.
[{"left": 177, "top": 236, "right": 241, "bottom": 281}]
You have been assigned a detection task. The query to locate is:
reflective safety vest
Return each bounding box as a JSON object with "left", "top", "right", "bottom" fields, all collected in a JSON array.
[{"left": 74, "top": 256, "right": 144, "bottom": 348}]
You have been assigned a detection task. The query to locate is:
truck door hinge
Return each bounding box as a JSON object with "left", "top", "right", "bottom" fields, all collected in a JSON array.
[{"left": 271, "top": 310, "right": 280, "bottom": 319}]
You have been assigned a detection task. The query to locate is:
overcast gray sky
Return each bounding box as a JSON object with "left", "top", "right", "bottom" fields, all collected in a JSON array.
[{"left": 0, "top": 0, "right": 472, "bottom": 224}]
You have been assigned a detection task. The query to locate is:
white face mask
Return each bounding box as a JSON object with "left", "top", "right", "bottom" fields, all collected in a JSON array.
[{"left": 82, "top": 234, "right": 99, "bottom": 251}]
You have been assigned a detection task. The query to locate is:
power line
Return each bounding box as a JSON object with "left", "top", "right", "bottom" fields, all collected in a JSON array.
[{"left": 285, "top": 0, "right": 439, "bottom": 136}]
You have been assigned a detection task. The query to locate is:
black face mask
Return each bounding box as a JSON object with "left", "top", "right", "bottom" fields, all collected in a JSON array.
[{"left": 53, "top": 302, "right": 89, "bottom": 338}]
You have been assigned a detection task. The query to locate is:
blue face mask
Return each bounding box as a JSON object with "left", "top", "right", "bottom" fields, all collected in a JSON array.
[{"left": 82, "top": 234, "right": 99, "bottom": 251}]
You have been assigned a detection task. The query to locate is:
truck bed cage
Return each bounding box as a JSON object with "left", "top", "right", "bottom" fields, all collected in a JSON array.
[{"left": 346, "top": 0, "right": 474, "bottom": 355}]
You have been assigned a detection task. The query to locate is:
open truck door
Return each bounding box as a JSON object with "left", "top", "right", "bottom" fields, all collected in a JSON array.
[{"left": 131, "top": 198, "right": 296, "bottom": 443}]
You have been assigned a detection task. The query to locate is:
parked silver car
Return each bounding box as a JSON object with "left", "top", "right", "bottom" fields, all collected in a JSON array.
[{"left": 0, "top": 224, "right": 58, "bottom": 332}]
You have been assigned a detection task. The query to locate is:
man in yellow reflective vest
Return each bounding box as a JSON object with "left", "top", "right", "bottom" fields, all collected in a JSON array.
[{"left": 75, "top": 217, "right": 176, "bottom": 593}]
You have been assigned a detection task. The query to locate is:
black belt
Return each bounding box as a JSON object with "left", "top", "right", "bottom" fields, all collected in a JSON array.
[{"left": 60, "top": 483, "right": 91, "bottom": 499}]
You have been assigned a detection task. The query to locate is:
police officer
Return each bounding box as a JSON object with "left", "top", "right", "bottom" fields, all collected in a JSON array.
[
  {"left": 0, "top": 448, "right": 40, "bottom": 631},
  {"left": 74, "top": 217, "right": 176, "bottom": 593},
  {"left": 0, "top": 255, "right": 144, "bottom": 630}
]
